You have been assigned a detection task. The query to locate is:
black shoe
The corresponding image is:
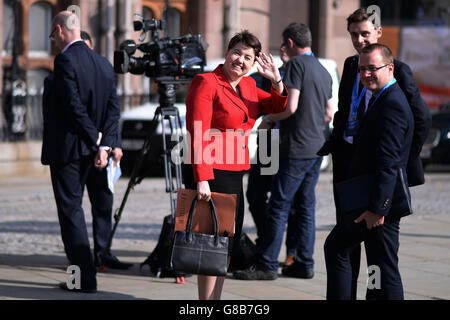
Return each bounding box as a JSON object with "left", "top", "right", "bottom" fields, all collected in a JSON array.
[
  {"left": 233, "top": 265, "right": 277, "bottom": 280},
  {"left": 281, "top": 263, "right": 314, "bottom": 279},
  {"left": 58, "top": 282, "right": 97, "bottom": 293},
  {"left": 95, "top": 253, "right": 133, "bottom": 270}
]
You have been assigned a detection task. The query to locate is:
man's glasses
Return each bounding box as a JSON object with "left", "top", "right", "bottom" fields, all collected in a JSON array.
[
  {"left": 358, "top": 64, "right": 390, "bottom": 74},
  {"left": 49, "top": 26, "right": 58, "bottom": 41}
]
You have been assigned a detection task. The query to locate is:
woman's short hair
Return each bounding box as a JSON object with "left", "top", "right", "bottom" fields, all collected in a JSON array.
[{"left": 227, "top": 30, "right": 261, "bottom": 58}]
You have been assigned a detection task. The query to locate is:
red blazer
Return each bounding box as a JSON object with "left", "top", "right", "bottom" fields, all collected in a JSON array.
[{"left": 186, "top": 65, "right": 287, "bottom": 182}]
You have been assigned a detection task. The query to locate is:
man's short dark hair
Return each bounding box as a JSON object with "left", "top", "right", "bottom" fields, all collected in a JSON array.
[
  {"left": 346, "top": 7, "right": 379, "bottom": 31},
  {"left": 282, "top": 23, "right": 312, "bottom": 49},
  {"left": 80, "top": 31, "right": 92, "bottom": 43},
  {"left": 361, "top": 43, "right": 393, "bottom": 64},
  {"left": 227, "top": 30, "right": 261, "bottom": 58}
]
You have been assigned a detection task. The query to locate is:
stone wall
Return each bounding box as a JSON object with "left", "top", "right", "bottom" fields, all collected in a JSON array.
[{"left": 0, "top": 142, "right": 49, "bottom": 177}]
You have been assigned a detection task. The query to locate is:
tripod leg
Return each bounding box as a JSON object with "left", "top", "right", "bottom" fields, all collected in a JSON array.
[
  {"left": 99, "top": 108, "right": 163, "bottom": 265},
  {"left": 160, "top": 108, "right": 182, "bottom": 219}
]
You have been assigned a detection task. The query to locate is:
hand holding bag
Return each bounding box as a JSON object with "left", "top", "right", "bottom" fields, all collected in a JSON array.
[
  {"left": 174, "top": 188, "right": 236, "bottom": 236},
  {"left": 170, "top": 197, "right": 229, "bottom": 276}
]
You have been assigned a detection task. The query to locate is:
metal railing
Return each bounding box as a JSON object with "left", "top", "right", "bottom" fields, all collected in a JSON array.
[{"left": 0, "top": 93, "right": 150, "bottom": 142}]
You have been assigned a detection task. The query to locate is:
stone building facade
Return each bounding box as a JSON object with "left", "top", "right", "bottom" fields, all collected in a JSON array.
[{"left": 1, "top": 0, "right": 359, "bottom": 97}]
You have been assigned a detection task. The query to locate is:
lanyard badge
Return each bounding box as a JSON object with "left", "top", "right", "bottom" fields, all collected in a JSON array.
[
  {"left": 345, "top": 78, "right": 397, "bottom": 138},
  {"left": 345, "top": 75, "right": 366, "bottom": 137}
]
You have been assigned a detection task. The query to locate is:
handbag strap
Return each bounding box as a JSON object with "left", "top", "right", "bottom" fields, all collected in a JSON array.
[{"left": 185, "top": 197, "right": 220, "bottom": 238}]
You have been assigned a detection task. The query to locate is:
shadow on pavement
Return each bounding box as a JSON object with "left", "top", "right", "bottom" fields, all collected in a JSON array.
[{"left": 0, "top": 220, "right": 167, "bottom": 241}]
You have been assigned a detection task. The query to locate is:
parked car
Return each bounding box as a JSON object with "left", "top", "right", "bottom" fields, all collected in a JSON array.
[
  {"left": 120, "top": 57, "right": 340, "bottom": 175},
  {"left": 420, "top": 104, "right": 450, "bottom": 167},
  {"left": 120, "top": 102, "right": 187, "bottom": 176}
]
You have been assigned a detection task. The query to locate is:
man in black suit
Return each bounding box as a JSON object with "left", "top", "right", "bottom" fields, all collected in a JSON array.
[
  {"left": 41, "top": 11, "right": 120, "bottom": 292},
  {"left": 324, "top": 43, "right": 414, "bottom": 300},
  {"left": 318, "top": 7, "right": 431, "bottom": 299},
  {"left": 79, "top": 31, "right": 133, "bottom": 271}
]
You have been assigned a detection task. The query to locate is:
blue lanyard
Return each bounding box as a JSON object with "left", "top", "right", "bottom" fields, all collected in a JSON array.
[
  {"left": 350, "top": 74, "right": 367, "bottom": 119},
  {"left": 302, "top": 52, "right": 315, "bottom": 56},
  {"left": 369, "top": 78, "right": 397, "bottom": 108}
]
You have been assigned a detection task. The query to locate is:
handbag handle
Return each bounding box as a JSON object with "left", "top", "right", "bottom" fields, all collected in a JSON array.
[{"left": 185, "top": 197, "right": 220, "bottom": 244}]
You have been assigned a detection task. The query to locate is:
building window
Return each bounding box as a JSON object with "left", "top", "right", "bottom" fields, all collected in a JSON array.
[
  {"left": 164, "top": 7, "right": 181, "bottom": 37},
  {"left": 143, "top": 6, "right": 154, "bottom": 20},
  {"left": 141, "top": 6, "right": 154, "bottom": 94},
  {"left": 141, "top": 6, "right": 154, "bottom": 42},
  {"left": 27, "top": 68, "right": 50, "bottom": 95},
  {"left": 2, "top": 1, "right": 14, "bottom": 56},
  {"left": 28, "top": 1, "right": 52, "bottom": 56},
  {"left": 360, "top": 0, "right": 450, "bottom": 26}
]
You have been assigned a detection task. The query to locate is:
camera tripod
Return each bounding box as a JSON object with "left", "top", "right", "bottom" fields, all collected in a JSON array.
[{"left": 97, "top": 81, "right": 187, "bottom": 276}]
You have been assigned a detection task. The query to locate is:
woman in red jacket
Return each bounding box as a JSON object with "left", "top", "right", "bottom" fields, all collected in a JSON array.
[{"left": 184, "top": 30, "right": 287, "bottom": 300}]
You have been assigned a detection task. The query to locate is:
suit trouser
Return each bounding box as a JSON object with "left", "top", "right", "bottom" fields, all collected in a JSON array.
[
  {"left": 246, "top": 162, "right": 272, "bottom": 245},
  {"left": 50, "top": 155, "right": 97, "bottom": 289},
  {"left": 324, "top": 219, "right": 404, "bottom": 300},
  {"left": 332, "top": 140, "right": 360, "bottom": 299},
  {"left": 85, "top": 166, "right": 113, "bottom": 257}
]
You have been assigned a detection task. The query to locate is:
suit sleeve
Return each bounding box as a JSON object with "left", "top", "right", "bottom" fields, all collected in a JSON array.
[
  {"left": 332, "top": 57, "right": 352, "bottom": 144},
  {"left": 54, "top": 54, "right": 99, "bottom": 147},
  {"left": 42, "top": 75, "right": 53, "bottom": 121},
  {"left": 395, "top": 62, "right": 431, "bottom": 158},
  {"left": 318, "top": 57, "right": 352, "bottom": 156},
  {"left": 100, "top": 75, "right": 121, "bottom": 148},
  {"left": 185, "top": 75, "right": 215, "bottom": 182},
  {"left": 368, "top": 97, "right": 411, "bottom": 216}
]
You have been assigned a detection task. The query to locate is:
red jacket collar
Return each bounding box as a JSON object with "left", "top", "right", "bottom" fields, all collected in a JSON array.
[
  {"left": 212, "top": 65, "right": 231, "bottom": 87},
  {"left": 212, "top": 64, "right": 250, "bottom": 116}
]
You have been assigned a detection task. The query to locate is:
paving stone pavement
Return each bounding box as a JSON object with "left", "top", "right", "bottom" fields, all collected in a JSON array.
[{"left": 0, "top": 171, "right": 449, "bottom": 300}]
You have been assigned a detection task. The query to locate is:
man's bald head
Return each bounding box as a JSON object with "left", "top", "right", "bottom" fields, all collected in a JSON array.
[
  {"left": 51, "top": 11, "right": 81, "bottom": 51},
  {"left": 52, "top": 11, "right": 80, "bottom": 32}
]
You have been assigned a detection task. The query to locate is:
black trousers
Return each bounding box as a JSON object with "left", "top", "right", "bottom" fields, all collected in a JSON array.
[
  {"left": 324, "top": 219, "right": 404, "bottom": 300},
  {"left": 50, "top": 155, "right": 97, "bottom": 289},
  {"left": 332, "top": 139, "right": 360, "bottom": 299},
  {"left": 183, "top": 165, "right": 245, "bottom": 255},
  {"left": 246, "top": 163, "right": 272, "bottom": 245},
  {"left": 85, "top": 166, "right": 113, "bottom": 257}
]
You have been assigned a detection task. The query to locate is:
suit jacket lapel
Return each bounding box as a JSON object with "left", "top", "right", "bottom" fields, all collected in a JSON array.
[
  {"left": 357, "top": 84, "right": 396, "bottom": 139},
  {"left": 343, "top": 55, "right": 360, "bottom": 120},
  {"left": 213, "top": 66, "right": 249, "bottom": 117},
  {"left": 349, "top": 55, "right": 359, "bottom": 81}
]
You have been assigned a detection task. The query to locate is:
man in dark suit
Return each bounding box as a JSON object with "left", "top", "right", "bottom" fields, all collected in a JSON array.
[
  {"left": 79, "top": 31, "right": 132, "bottom": 271},
  {"left": 318, "top": 7, "right": 431, "bottom": 299},
  {"left": 41, "top": 11, "right": 120, "bottom": 292},
  {"left": 324, "top": 43, "right": 414, "bottom": 300}
]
